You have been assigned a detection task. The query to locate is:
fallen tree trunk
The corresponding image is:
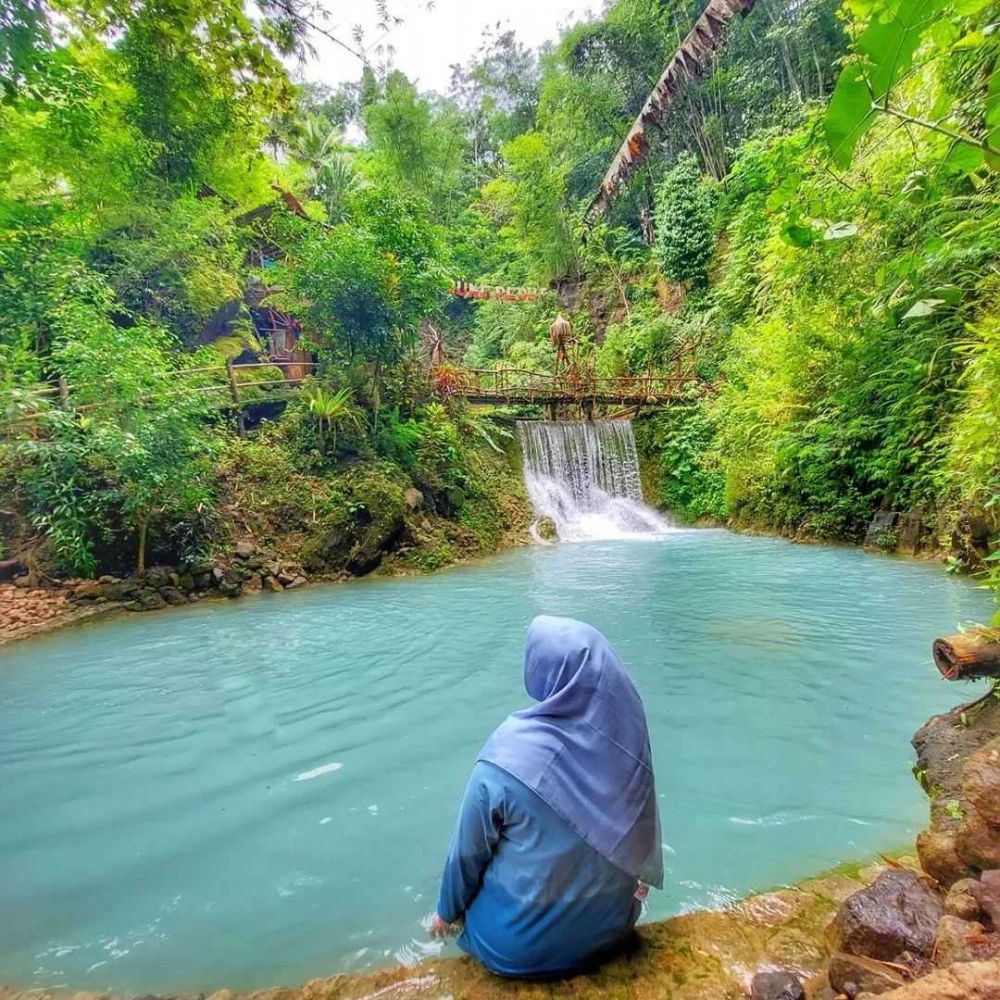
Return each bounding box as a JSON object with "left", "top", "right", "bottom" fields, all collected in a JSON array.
[
  {"left": 584, "top": 0, "right": 758, "bottom": 223},
  {"left": 933, "top": 632, "right": 1000, "bottom": 681}
]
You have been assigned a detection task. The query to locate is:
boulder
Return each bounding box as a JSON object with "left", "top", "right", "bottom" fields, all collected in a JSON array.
[
  {"left": 750, "top": 970, "right": 805, "bottom": 1000},
  {"left": 827, "top": 952, "right": 906, "bottom": 996},
  {"left": 864, "top": 511, "right": 899, "bottom": 548},
  {"left": 534, "top": 516, "right": 558, "bottom": 542},
  {"left": 160, "top": 587, "right": 188, "bottom": 606},
  {"left": 95, "top": 579, "right": 137, "bottom": 602},
  {"left": 917, "top": 828, "right": 974, "bottom": 886},
  {"left": 263, "top": 576, "right": 284, "bottom": 593},
  {"left": 133, "top": 589, "right": 167, "bottom": 611},
  {"left": 896, "top": 511, "right": 930, "bottom": 555},
  {"left": 957, "top": 810, "right": 1000, "bottom": 871},
  {"left": 403, "top": 487, "right": 424, "bottom": 511},
  {"left": 965, "top": 739, "right": 1000, "bottom": 827},
  {"left": 944, "top": 877, "right": 984, "bottom": 921},
  {"left": 241, "top": 574, "right": 263, "bottom": 594},
  {"left": 826, "top": 870, "right": 942, "bottom": 961},
  {"left": 144, "top": 567, "right": 171, "bottom": 589},
  {"left": 234, "top": 540, "right": 255, "bottom": 558},
  {"left": 285, "top": 576, "right": 307, "bottom": 590},
  {"left": 973, "top": 870, "right": 1000, "bottom": 928},
  {"left": 71, "top": 580, "right": 105, "bottom": 602}
]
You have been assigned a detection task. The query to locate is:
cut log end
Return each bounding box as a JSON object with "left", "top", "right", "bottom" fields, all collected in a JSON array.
[{"left": 933, "top": 631, "right": 1000, "bottom": 681}]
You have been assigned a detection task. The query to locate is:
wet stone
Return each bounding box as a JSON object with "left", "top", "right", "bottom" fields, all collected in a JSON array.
[
  {"left": 827, "top": 953, "right": 906, "bottom": 997},
  {"left": 825, "top": 869, "right": 942, "bottom": 961},
  {"left": 136, "top": 589, "right": 167, "bottom": 611},
  {"left": 750, "top": 970, "right": 805, "bottom": 1000}
]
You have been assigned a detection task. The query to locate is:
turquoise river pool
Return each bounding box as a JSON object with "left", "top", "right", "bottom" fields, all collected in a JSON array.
[{"left": 0, "top": 530, "right": 992, "bottom": 993}]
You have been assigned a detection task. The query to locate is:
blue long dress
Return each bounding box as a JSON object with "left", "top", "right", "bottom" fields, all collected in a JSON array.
[{"left": 436, "top": 760, "right": 641, "bottom": 977}]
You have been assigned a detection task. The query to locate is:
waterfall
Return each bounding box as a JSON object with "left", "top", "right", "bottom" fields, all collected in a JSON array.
[{"left": 517, "top": 420, "right": 673, "bottom": 542}]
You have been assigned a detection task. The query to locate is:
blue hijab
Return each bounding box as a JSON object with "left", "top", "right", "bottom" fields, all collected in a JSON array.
[{"left": 479, "top": 615, "right": 663, "bottom": 888}]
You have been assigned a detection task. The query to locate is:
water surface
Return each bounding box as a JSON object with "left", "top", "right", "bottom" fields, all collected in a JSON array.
[{"left": 0, "top": 531, "right": 990, "bottom": 993}]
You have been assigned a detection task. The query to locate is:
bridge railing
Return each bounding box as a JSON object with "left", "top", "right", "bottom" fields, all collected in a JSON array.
[{"left": 452, "top": 367, "right": 699, "bottom": 401}]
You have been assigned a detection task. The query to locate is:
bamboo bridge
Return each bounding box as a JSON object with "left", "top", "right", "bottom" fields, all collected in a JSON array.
[{"left": 432, "top": 363, "right": 702, "bottom": 411}]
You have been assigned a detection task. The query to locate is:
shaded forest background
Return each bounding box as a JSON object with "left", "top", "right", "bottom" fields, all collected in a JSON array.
[{"left": 0, "top": 0, "right": 997, "bottom": 611}]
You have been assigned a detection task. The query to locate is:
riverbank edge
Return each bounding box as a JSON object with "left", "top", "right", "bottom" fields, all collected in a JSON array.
[
  {"left": 0, "top": 512, "right": 972, "bottom": 650},
  {"left": 0, "top": 855, "right": 919, "bottom": 1000},
  {"left": 0, "top": 531, "right": 536, "bottom": 648}
]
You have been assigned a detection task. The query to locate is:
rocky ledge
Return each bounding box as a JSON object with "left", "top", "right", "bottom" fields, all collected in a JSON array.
[
  {"left": 2, "top": 859, "right": 996, "bottom": 1000},
  {"left": 0, "top": 543, "right": 313, "bottom": 646},
  {"left": 0, "top": 862, "right": 924, "bottom": 1000}
]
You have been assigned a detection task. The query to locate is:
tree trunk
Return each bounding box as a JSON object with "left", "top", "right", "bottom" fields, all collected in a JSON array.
[
  {"left": 137, "top": 517, "right": 148, "bottom": 575},
  {"left": 932, "top": 632, "right": 1000, "bottom": 681}
]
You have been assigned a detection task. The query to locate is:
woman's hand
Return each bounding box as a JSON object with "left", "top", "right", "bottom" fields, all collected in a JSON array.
[{"left": 429, "top": 914, "right": 461, "bottom": 939}]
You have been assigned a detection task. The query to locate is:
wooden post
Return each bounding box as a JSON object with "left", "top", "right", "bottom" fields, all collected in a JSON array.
[{"left": 226, "top": 359, "right": 246, "bottom": 438}]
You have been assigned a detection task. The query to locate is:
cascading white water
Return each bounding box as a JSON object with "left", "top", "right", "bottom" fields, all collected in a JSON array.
[{"left": 517, "top": 420, "right": 673, "bottom": 542}]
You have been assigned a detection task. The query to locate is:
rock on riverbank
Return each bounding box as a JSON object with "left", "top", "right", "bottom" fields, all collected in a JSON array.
[{"left": 792, "top": 686, "right": 1000, "bottom": 999}]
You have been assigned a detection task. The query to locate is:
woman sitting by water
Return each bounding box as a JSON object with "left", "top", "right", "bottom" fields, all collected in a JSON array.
[{"left": 430, "top": 614, "right": 662, "bottom": 977}]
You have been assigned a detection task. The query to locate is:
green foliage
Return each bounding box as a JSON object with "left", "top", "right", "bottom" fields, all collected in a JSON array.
[
  {"left": 464, "top": 296, "right": 556, "bottom": 369},
  {"left": 825, "top": 0, "right": 999, "bottom": 170},
  {"left": 91, "top": 193, "right": 245, "bottom": 341},
  {"left": 361, "top": 71, "right": 469, "bottom": 221},
  {"left": 597, "top": 303, "right": 683, "bottom": 377},
  {"left": 301, "top": 383, "right": 364, "bottom": 457},
  {"left": 1, "top": 0, "right": 997, "bottom": 599},
  {"left": 635, "top": 407, "right": 728, "bottom": 521},
  {"left": 1, "top": 270, "right": 219, "bottom": 574},
  {"left": 279, "top": 190, "right": 448, "bottom": 370},
  {"left": 654, "top": 153, "right": 716, "bottom": 286},
  {"left": 482, "top": 132, "right": 577, "bottom": 283}
]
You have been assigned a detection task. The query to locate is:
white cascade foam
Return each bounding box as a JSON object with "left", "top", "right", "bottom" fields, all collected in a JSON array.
[{"left": 517, "top": 420, "right": 673, "bottom": 542}]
